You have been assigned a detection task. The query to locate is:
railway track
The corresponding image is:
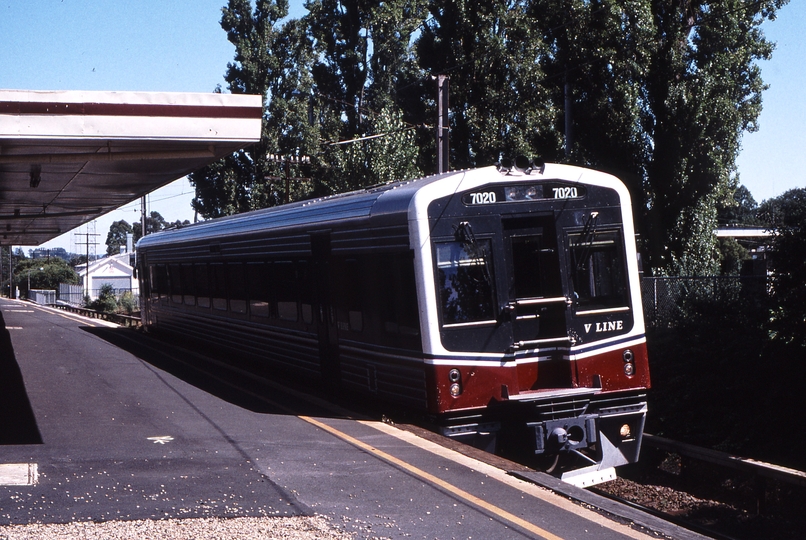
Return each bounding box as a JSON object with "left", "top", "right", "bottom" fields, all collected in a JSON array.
[
  {"left": 590, "top": 437, "right": 806, "bottom": 539},
  {"left": 588, "top": 484, "right": 739, "bottom": 540}
]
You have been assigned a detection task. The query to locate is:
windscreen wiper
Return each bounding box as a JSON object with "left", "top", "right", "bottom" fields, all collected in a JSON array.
[
  {"left": 453, "top": 221, "right": 492, "bottom": 285},
  {"left": 574, "top": 211, "right": 599, "bottom": 273}
]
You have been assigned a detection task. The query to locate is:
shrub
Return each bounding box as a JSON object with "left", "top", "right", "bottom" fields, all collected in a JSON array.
[{"left": 87, "top": 284, "right": 118, "bottom": 313}]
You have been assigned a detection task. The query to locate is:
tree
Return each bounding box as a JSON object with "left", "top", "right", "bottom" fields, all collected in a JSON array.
[
  {"left": 107, "top": 215, "right": 183, "bottom": 254},
  {"left": 306, "top": 0, "right": 427, "bottom": 189},
  {"left": 191, "top": 0, "right": 322, "bottom": 217},
  {"left": 715, "top": 184, "right": 762, "bottom": 275},
  {"left": 718, "top": 184, "right": 762, "bottom": 227},
  {"left": 338, "top": 106, "right": 423, "bottom": 187},
  {"left": 29, "top": 247, "right": 70, "bottom": 261},
  {"left": 194, "top": 0, "right": 788, "bottom": 277},
  {"left": 758, "top": 188, "right": 806, "bottom": 347},
  {"left": 415, "top": 0, "right": 558, "bottom": 170},
  {"left": 192, "top": 0, "right": 429, "bottom": 217},
  {"left": 105, "top": 220, "right": 134, "bottom": 256},
  {"left": 167, "top": 219, "right": 191, "bottom": 229},
  {"left": 522, "top": 0, "right": 787, "bottom": 275},
  {"left": 69, "top": 254, "right": 91, "bottom": 268},
  {"left": 132, "top": 211, "right": 168, "bottom": 242},
  {"left": 13, "top": 258, "right": 80, "bottom": 297}
]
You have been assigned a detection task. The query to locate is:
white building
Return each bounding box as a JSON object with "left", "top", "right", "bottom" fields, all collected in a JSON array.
[{"left": 76, "top": 253, "right": 138, "bottom": 300}]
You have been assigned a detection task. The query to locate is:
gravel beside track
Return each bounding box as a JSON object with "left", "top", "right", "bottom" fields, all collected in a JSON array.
[{"left": 0, "top": 516, "right": 355, "bottom": 540}]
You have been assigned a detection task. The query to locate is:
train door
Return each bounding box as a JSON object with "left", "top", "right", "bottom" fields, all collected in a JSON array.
[
  {"left": 311, "top": 233, "right": 339, "bottom": 384},
  {"left": 502, "top": 216, "right": 568, "bottom": 350}
]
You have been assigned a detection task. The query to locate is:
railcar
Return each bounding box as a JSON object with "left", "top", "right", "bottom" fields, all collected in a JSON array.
[{"left": 137, "top": 161, "right": 650, "bottom": 486}]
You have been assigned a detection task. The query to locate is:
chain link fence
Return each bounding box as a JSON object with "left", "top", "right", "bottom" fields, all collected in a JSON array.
[{"left": 641, "top": 275, "right": 768, "bottom": 328}]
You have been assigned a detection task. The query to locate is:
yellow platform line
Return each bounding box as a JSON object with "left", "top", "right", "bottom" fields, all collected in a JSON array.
[{"left": 300, "top": 415, "right": 564, "bottom": 540}]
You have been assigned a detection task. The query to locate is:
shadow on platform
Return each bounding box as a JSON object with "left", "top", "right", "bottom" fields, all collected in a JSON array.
[
  {"left": 81, "top": 326, "right": 363, "bottom": 421},
  {"left": 0, "top": 312, "right": 43, "bottom": 445}
]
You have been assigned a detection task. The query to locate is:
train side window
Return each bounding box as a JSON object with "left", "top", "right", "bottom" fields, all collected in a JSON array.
[
  {"left": 168, "top": 264, "right": 182, "bottom": 304},
  {"left": 181, "top": 264, "right": 195, "bottom": 306},
  {"left": 348, "top": 310, "right": 363, "bottom": 332},
  {"left": 210, "top": 263, "right": 227, "bottom": 310},
  {"left": 247, "top": 262, "right": 269, "bottom": 317},
  {"left": 301, "top": 304, "right": 314, "bottom": 325},
  {"left": 435, "top": 239, "right": 496, "bottom": 325},
  {"left": 568, "top": 230, "right": 629, "bottom": 311},
  {"left": 297, "top": 260, "right": 314, "bottom": 324},
  {"left": 195, "top": 263, "right": 210, "bottom": 308},
  {"left": 332, "top": 257, "right": 363, "bottom": 332},
  {"left": 149, "top": 265, "right": 161, "bottom": 301},
  {"left": 275, "top": 261, "right": 298, "bottom": 321},
  {"left": 152, "top": 264, "right": 169, "bottom": 301},
  {"left": 383, "top": 252, "right": 419, "bottom": 336},
  {"left": 228, "top": 263, "right": 247, "bottom": 314}
]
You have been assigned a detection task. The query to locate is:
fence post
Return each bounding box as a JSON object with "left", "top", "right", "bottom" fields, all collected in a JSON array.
[{"left": 653, "top": 278, "right": 658, "bottom": 325}]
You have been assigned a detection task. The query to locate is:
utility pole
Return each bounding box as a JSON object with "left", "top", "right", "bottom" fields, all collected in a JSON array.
[
  {"left": 140, "top": 195, "right": 147, "bottom": 239},
  {"left": 436, "top": 75, "right": 450, "bottom": 174},
  {"left": 3, "top": 246, "right": 8, "bottom": 298},
  {"left": 74, "top": 223, "right": 99, "bottom": 299},
  {"left": 564, "top": 71, "right": 573, "bottom": 159}
]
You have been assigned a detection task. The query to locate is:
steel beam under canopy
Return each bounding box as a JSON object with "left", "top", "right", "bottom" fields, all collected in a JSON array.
[{"left": 0, "top": 89, "right": 263, "bottom": 246}]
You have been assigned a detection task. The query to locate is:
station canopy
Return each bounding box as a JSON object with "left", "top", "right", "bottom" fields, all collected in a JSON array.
[{"left": 0, "top": 89, "right": 263, "bottom": 246}]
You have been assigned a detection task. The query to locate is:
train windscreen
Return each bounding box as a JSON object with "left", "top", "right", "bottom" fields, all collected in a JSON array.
[
  {"left": 435, "top": 240, "right": 496, "bottom": 326},
  {"left": 568, "top": 230, "right": 629, "bottom": 311}
]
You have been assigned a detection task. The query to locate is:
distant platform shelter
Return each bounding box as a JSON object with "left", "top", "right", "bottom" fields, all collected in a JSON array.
[{"left": 0, "top": 89, "right": 263, "bottom": 246}]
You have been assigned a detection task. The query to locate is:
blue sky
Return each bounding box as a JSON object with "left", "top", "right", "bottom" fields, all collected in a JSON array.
[{"left": 0, "top": 0, "right": 802, "bottom": 252}]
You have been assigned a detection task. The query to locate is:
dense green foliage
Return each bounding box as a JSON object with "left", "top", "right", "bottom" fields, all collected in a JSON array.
[
  {"left": 13, "top": 258, "right": 79, "bottom": 297},
  {"left": 191, "top": 0, "right": 788, "bottom": 276},
  {"left": 86, "top": 283, "right": 119, "bottom": 313},
  {"left": 646, "top": 277, "right": 806, "bottom": 469},
  {"left": 416, "top": 0, "right": 557, "bottom": 169},
  {"left": 713, "top": 186, "right": 806, "bottom": 346},
  {"left": 758, "top": 188, "right": 806, "bottom": 348},
  {"left": 648, "top": 186, "right": 806, "bottom": 468},
  {"left": 105, "top": 220, "right": 134, "bottom": 256}
]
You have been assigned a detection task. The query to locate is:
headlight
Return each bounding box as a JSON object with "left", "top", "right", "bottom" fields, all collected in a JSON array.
[{"left": 623, "top": 349, "right": 635, "bottom": 376}]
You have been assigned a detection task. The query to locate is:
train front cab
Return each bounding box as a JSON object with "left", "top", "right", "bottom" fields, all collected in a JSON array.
[{"left": 414, "top": 166, "right": 650, "bottom": 485}]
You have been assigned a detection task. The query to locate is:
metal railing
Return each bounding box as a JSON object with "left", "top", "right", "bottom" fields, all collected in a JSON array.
[
  {"left": 51, "top": 304, "right": 141, "bottom": 327},
  {"left": 643, "top": 434, "right": 806, "bottom": 514}
]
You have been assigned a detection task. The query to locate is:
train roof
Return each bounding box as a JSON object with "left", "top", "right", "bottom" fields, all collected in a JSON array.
[
  {"left": 137, "top": 163, "right": 627, "bottom": 250},
  {"left": 137, "top": 168, "right": 459, "bottom": 249}
]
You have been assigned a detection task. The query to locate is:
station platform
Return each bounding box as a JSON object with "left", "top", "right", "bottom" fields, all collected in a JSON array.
[{"left": 0, "top": 299, "right": 704, "bottom": 539}]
